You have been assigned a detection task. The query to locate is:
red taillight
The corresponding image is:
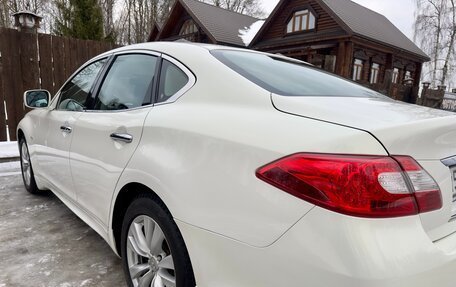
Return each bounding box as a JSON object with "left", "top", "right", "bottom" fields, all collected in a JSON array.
[{"left": 256, "top": 153, "right": 442, "bottom": 218}]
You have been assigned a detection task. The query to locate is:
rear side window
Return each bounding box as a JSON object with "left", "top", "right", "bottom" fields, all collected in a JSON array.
[
  {"left": 157, "top": 59, "right": 189, "bottom": 103},
  {"left": 211, "top": 50, "right": 384, "bottom": 98}
]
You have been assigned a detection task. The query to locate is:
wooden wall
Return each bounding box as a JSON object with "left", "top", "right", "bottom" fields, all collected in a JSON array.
[
  {"left": 0, "top": 28, "right": 116, "bottom": 141},
  {"left": 351, "top": 43, "right": 419, "bottom": 86},
  {"left": 258, "top": 0, "right": 341, "bottom": 42}
]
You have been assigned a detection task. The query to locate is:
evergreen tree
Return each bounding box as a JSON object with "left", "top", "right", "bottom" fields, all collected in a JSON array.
[{"left": 55, "top": 0, "right": 103, "bottom": 40}]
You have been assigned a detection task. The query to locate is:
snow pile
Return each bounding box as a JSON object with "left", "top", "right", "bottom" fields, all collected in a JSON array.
[
  {"left": 239, "top": 20, "right": 265, "bottom": 46},
  {"left": 0, "top": 141, "right": 19, "bottom": 158}
]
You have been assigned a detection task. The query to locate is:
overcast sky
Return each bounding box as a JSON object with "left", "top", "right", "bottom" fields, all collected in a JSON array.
[{"left": 261, "top": 0, "right": 415, "bottom": 39}]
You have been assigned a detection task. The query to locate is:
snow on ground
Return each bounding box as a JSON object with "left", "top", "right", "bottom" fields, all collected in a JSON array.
[
  {"left": 0, "top": 172, "right": 124, "bottom": 286},
  {"left": 239, "top": 20, "right": 265, "bottom": 46},
  {"left": 0, "top": 161, "right": 20, "bottom": 176},
  {"left": 0, "top": 141, "right": 19, "bottom": 159}
]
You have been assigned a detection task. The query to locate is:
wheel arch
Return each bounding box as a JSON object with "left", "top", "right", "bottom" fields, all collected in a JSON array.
[
  {"left": 17, "top": 128, "right": 25, "bottom": 141},
  {"left": 17, "top": 128, "right": 25, "bottom": 154},
  {"left": 111, "top": 182, "right": 173, "bottom": 255}
]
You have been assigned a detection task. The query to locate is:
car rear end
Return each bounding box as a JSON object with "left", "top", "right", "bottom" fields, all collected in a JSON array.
[
  {"left": 182, "top": 116, "right": 456, "bottom": 286},
  {"left": 198, "top": 48, "right": 456, "bottom": 286}
]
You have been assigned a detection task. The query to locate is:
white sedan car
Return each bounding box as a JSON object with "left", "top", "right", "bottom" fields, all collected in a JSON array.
[{"left": 17, "top": 42, "right": 456, "bottom": 287}]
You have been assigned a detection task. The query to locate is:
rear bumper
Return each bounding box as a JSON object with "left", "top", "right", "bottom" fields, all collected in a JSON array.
[{"left": 178, "top": 207, "right": 456, "bottom": 287}]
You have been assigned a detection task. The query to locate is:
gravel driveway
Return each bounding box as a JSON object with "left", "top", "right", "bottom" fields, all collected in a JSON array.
[{"left": 0, "top": 161, "right": 125, "bottom": 287}]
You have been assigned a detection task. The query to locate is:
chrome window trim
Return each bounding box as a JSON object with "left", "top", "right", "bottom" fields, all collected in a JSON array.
[
  {"left": 154, "top": 54, "right": 196, "bottom": 106},
  {"left": 84, "top": 104, "right": 154, "bottom": 113},
  {"left": 49, "top": 49, "right": 196, "bottom": 113},
  {"left": 111, "top": 49, "right": 161, "bottom": 58}
]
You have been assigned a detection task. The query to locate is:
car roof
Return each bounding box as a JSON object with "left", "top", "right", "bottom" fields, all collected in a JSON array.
[
  {"left": 102, "top": 41, "right": 246, "bottom": 54},
  {"left": 98, "top": 42, "right": 308, "bottom": 66}
]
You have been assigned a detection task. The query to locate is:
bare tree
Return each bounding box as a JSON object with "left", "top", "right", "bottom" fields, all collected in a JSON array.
[
  {"left": 0, "top": 0, "right": 264, "bottom": 43},
  {"left": 114, "top": 0, "right": 172, "bottom": 45},
  {"left": 9, "top": 0, "right": 48, "bottom": 14},
  {"left": 99, "top": 0, "right": 115, "bottom": 39},
  {"left": 442, "top": 0, "right": 456, "bottom": 85},
  {"left": 414, "top": 0, "right": 456, "bottom": 88},
  {"left": 0, "top": 0, "right": 51, "bottom": 29},
  {"left": 0, "top": 0, "right": 10, "bottom": 27},
  {"left": 203, "top": 0, "right": 265, "bottom": 18}
]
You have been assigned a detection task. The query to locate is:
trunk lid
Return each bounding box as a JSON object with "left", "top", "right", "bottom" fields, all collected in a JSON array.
[{"left": 272, "top": 94, "right": 456, "bottom": 241}]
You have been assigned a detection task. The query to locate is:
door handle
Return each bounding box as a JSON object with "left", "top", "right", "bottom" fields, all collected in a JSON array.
[
  {"left": 110, "top": 133, "right": 133, "bottom": 143},
  {"left": 60, "top": 125, "right": 72, "bottom": 133}
]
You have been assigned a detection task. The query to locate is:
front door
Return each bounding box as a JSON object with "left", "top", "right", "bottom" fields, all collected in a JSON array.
[
  {"left": 69, "top": 52, "right": 159, "bottom": 226},
  {"left": 35, "top": 58, "right": 107, "bottom": 200}
]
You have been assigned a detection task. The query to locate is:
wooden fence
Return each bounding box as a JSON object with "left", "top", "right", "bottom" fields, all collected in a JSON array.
[
  {"left": 418, "top": 88, "right": 445, "bottom": 109},
  {"left": 441, "top": 95, "right": 456, "bottom": 111},
  {"left": 0, "top": 28, "right": 117, "bottom": 141},
  {"left": 363, "top": 69, "right": 418, "bottom": 104}
]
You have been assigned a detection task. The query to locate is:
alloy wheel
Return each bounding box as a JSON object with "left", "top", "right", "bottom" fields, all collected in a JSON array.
[
  {"left": 21, "top": 142, "right": 31, "bottom": 187},
  {"left": 126, "top": 215, "right": 176, "bottom": 287}
]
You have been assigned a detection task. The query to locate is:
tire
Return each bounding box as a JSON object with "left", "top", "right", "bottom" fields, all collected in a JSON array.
[
  {"left": 19, "top": 138, "right": 40, "bottom": 194},
  {"left": 121, "top": 195, "right": 196, "bottom": 287}
]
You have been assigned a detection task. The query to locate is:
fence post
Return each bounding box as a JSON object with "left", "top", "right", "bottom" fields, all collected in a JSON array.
[
  {"left": 384, "top": 69, "right": 393, "bottom": 97},
  {"left": 438, "top": 85, "right": 447, "bottom": 91},
  {"left": 421, "top": 83, "right": 445, "bottom": 108},
  {"left": 417, "top": 82, "right": 430, "bottom": 105},
  {"left": 0, "top": 42, "right": 6, "bottom": 141}
]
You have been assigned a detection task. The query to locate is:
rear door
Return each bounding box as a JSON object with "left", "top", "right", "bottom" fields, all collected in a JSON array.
[
  {"left": 34, "top": 58, "right": 107, "bottom": 200},
  {"left": 69, "top": 51, "right": 160, "bottom": 226}
]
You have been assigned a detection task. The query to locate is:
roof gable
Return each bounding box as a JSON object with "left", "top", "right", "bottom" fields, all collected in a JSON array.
[
  {"left": 147, "top": 21, "right": 161, "bottom": 42},
  {"left": 249, "top": 0, "right": 350, "bottom": 47},
  {"left": 157, "top": 0, "right": 259, "bottom": 47},
  {"left": 157, "top": 1, "right": 216, "bottom": 43},
  {"left": 319, "top": 0, "right": 429, "bottom": 60}
]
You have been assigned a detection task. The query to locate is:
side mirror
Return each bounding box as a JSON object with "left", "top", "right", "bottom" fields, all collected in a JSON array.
[{"left": 24, "top": 89, "right": 51, "bottom": 108}]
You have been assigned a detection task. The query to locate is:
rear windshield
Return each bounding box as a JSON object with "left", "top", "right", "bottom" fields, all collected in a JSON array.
[{"left": 211, "top": 49, "right": 384, "bottom": 98}]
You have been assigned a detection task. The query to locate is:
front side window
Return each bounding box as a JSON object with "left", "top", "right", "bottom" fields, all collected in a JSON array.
[
  {"left": 157, "top": 59, "right": 189, "bottom": 103},
  {"left": 286, "top": 10, "right": 316, "bottom": 33},
  {"left": 212, "top": 50, "right": 383, "bottom": 98},
  {"left": 370, "top": 63, "right": 380, "bottom": 84},
  {"left": 94, "top": 54, "right": 158, "bottom": 111},
  {"left": 58, "top": 58, "right": 106, "bottom": 111},
  {"left": 353, "top": 59, "right": 363, "bottom": 81}
]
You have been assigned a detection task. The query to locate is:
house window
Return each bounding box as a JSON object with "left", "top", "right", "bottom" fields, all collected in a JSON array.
[
  {"left": 404, "top": 70, "right": 412, "bottom": 81},
  {"left": 179, "top": 19, "right": 197, "bottom": 36},
  {"left": 286, "top": 10, "right": 316, "bottom": 33},
  {"left": 392, "top": 68, "right": 399, "bottom": 83},
  {"left": 353, "top": 59, "right": 363, "bottom": 81},
  {"left": 370, "top": 63, "right": 380, "bottom": 84}
]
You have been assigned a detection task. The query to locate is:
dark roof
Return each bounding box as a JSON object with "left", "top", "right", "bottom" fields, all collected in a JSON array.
[
  {"left": 147, "top": 21, "right": 161, "bottom": 42},
  {"left": 250, "top": 0, "right": 429, "bottom": 60},
  {"left": 12, "top": 10, "right": 42, "bottom": 18},
  {"left": 180, "top": 0, "right": 259, "bottom": 46},
  {"left": 320, "top": 0, "right": 429, "bottom": 60}
]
